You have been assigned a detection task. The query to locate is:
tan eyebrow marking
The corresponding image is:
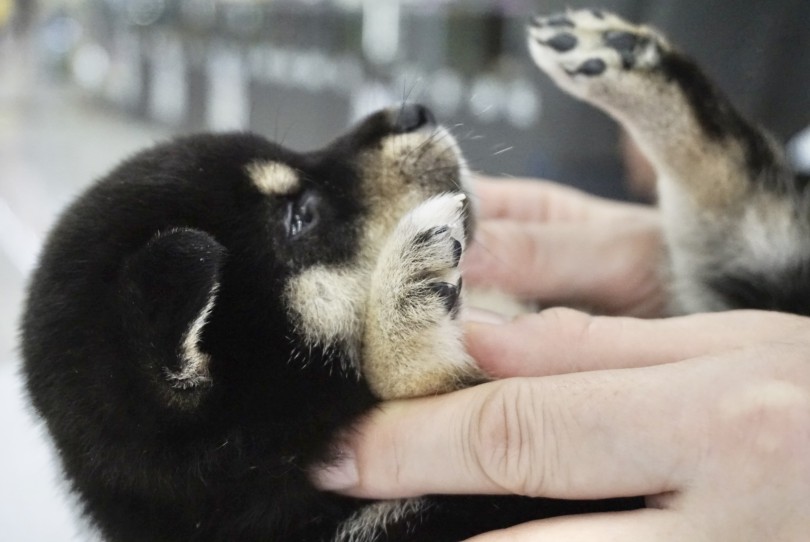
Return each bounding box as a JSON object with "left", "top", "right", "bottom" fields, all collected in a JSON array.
[{"left": 246, "top": 161, "right": 300, "bottom": 196}]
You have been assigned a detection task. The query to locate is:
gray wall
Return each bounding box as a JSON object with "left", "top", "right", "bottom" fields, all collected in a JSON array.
[{"left": 66, "top": 0, "right": 810, "bottom": 199}]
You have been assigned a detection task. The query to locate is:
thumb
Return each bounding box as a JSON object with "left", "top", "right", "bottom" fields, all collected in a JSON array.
[{"left": 311, "top": 365, "right": 700, "bottom": 500}]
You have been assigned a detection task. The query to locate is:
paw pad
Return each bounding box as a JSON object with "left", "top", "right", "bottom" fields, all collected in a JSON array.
[
  {"left": 603, "top": 30, "right": 649, "bottom": 69},
  {"left": 545, "top": 32, "right": 578, "bottom": 52},
  {"left": 529, "top": 8, "right": 667, "bottom": 91},
  {"left": 566, "top": 58, "right": 606, "bottom": 77}
]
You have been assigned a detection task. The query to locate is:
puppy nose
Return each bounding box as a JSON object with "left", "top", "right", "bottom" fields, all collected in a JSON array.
[{"left": 392, "top": 103, "right": 436, "bottom": 133}]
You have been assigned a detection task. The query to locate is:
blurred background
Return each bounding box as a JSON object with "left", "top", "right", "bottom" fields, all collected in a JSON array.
[{"left": 1, "top": 0, "right": 809, "bottom": 539}]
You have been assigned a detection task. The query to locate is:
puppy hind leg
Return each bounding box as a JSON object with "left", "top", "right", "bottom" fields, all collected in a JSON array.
[
  {"left": 529, "top": 10, "right": 808, "bottom": 313},
  {"left": 528, "top": 9, "right": 794, "bottom": 211}
]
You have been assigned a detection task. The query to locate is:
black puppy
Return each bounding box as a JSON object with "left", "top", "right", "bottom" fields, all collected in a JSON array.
[
  {"left": 22, "top": 10, "right": 807, "bottom": 542},
  {"left": 23, "top": 103, "right": 627, "bottom": 541}
]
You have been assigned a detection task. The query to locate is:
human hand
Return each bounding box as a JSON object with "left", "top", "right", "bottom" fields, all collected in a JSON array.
[
  {"left": 313, "top": 309, "right": 810, "bottom": 541},
  {"left": 465, "top": 176, "right": 665, "bottom": 316}
]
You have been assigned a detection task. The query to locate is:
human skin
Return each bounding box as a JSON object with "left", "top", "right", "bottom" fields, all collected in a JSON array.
[
  {"left": 316, "top": 308, "right": 810, "bottom": 541},
  {"left": 313, "top": 177, "right": 810, "bottom": 541},
  {"left": 462, "top": 177, "right": 665, "bottom": 316}
]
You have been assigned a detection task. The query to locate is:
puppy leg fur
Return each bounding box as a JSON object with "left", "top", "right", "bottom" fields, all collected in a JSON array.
[{"left": 529, "top": 10, "right": 810, "bottom": 313}]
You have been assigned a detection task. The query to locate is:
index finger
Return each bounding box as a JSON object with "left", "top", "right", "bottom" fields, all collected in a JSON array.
[
  {"left": 465, "top": 308, "right": 809, "bottom": 377},
  {"left": 472, "top": 176, "right": 650, "bottom": 223}
]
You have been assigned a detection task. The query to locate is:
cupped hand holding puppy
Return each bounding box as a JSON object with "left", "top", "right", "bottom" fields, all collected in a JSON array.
[
  {"left": 313, "top": 179, "right": 810, "bottom": 540},
  {"left": 315, "top": 309, "right": 810, "bottom": 540}
]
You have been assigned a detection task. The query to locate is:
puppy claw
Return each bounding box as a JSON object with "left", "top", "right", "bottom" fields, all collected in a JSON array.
[
  {"left": 451, "top": 238, "right": 462, "bottom": 267},
  {"left": 430, "top": 281, "right": 460, "bottom": 315}
]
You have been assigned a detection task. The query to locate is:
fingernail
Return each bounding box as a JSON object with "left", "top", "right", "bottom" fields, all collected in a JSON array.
[
  {"left": 312, "top": 454, "right": 358, "bottom": 492},
  {"left": 461, "top": 307, "right": 508, "bottom": 325}
]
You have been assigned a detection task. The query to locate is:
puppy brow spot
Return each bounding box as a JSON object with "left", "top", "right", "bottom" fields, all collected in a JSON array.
[{"left": 246, "top": 161, "right": 300, "bottom": 196}]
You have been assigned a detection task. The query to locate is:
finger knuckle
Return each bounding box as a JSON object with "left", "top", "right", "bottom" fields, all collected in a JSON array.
[
  {"left": 717, "top": 374, "right": 810, "bottom": 467},
  {"left": 469, "top": 380, "right": 554, "bottom": 496}
]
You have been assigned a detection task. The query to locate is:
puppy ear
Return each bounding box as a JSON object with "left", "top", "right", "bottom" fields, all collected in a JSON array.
[{"left": 119, "top": 228, "right": 226, "bottom": 407}]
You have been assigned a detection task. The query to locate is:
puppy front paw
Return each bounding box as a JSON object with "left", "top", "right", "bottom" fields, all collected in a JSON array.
[
  {"left": 363, "top": 193, "right": 484, "bottom": 399},
  {"left": 399, "top": 195, "right": 467, "bottom": 318}
]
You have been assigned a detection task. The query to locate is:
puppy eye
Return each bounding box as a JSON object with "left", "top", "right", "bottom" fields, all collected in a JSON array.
[{"left": 285, "top": 191, "right": 320, "bottom": 239}]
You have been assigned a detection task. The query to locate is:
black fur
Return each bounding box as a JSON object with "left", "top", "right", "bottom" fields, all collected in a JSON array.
[
  {"left": 657, "top": 51, "right": 780, "bottom": 182},
  {"left": 21, "top": 110, "right": 637, "bottom": 541},
  {"left": 708, "top": 262, "right": 810, "bottom": 315},
  {"left": 22, "top": 130, "right": 376, "bottom": 540}
]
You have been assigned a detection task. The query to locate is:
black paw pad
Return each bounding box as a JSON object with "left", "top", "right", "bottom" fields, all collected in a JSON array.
[
  {"left": 545, "top": 32, "right": 578, "bottom": 52},
  {"left": 568, "top": 58, "right": 607, "bottom": 77},
  {"left": 604, "top": 30, "right": 640, "bottom": 68},
  {"left": 431, "top": 282, "right": 460, "bottom": 314}
]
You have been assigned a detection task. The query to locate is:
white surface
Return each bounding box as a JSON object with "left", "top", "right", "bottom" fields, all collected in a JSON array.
[
  {"left": 0, "top": 34, "right": 170, "bottom": 541},
  {"left": 0, "top": 362, "right": 92, "bottom": 541}
]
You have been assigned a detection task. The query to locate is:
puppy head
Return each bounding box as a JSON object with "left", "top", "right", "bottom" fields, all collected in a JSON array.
[
  {"left": 280, "top": 105, "right": 473, "bottom": 379},
  {"left": 23, "top": 105, "right": 470, "bottom": 431}
]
